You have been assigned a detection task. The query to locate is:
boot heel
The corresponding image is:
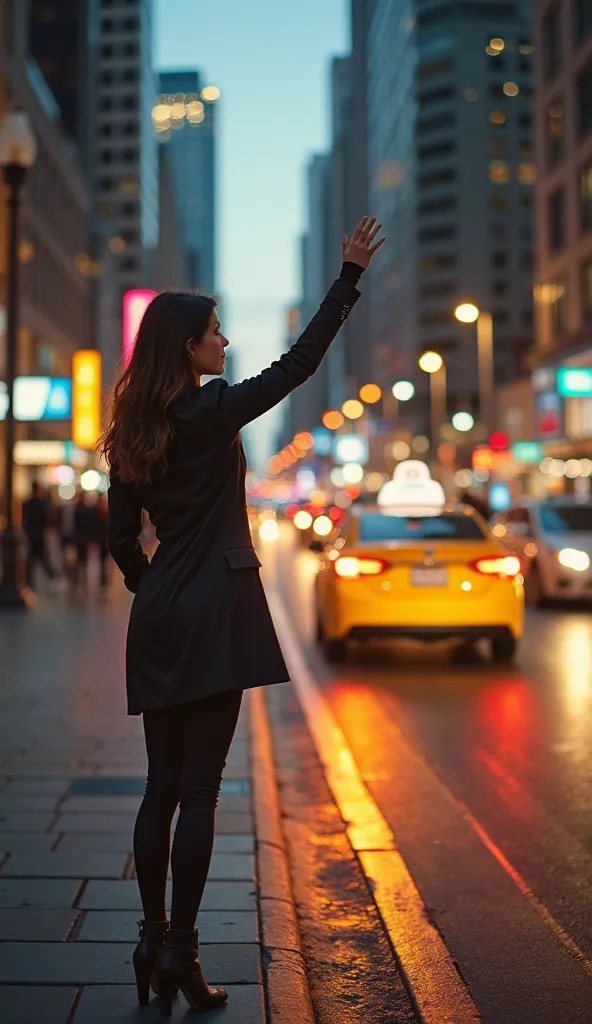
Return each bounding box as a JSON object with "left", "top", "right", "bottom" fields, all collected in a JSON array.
[
  {"left": 158, "top": 975, "right": 175, "bottom": 1017},
  {"left": 134, "top": 962, "right": 151, "bottom": 1006}
]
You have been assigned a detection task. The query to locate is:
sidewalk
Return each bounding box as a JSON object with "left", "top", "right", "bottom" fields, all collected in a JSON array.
[{"left": 0, "top": 586, "right": 307, "bottom": 1023}]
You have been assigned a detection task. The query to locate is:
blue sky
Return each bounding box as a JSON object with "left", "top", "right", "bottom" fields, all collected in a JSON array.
[{"left": 155, "top": 0, "right": 348, "bottom": 460}]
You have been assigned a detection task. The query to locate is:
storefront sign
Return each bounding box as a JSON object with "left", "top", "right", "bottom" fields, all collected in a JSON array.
[
  {"left": 311, "top": 427, "right": 333, "bottom": 456},
  {"left": 536, "top": 392, "right": 563, "bottom": 439},
  {"left": 511, "top": 441, "right": 543, "bottom": 464},
  {"left": 557, "top": 367, "right": 592, "bottom": 398},
  {"left": 72, "top": 350, "right": 102, "bottom": 450},
  {"left": 0, "top": 377, "right": 72, "bottom": 421},
  {"left": 14, "top": 440, "right": 89, "bottom": 467},
  {"left": 123, "top": 289, "right": 157, "bottom": 367},
  {"left": 472, "top": 446, "right": 494, "bottom": 472}
]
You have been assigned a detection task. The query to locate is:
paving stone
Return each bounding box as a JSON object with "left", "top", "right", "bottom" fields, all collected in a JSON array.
[
  {"left": 0, "top": 907, "right": 80, "bottom": 940},
  {"left": 1, "top": 762, "right": 86, "bottom": 776},
  {"left": 0, "top": 795, "right": 60, "bottom": 812},
  {"left": 0, "top": 832, "right": 58, "bottom": 854},
  {"left": 76, "top": 909, "right": 258, "bottom": 944},
  {"left": 0, "top": 813, "right": 54, "bottom": 832},
  {"left": 165, "top": 853, "right": 254, "bottom": 881},
  {"left": 214, "top": 834, "right": 254, "bottom": 853},
  {"left": 78, "top": 879, "right": 256, "bottom": 912},
  {"left": 59, "top": 797, "right": 142, "bottom": 815},
  {"left": 72, "top": 984, "right": 264, "bottom": 1023},
  {"left": 0, "top": 941, "right": 259, "bottom": 984},
  {"left": 54, "top": 834, "right": 133, "bottom": 855},
  {"left": 66, "top": 777, "right": 249, "bottom": 797},
  {"left": 0, "top": 985, "right": 78, "bottom": 1024},
  {"left": 0, "top": 852, "right": 128, "bottom": 879},
  {"left": 1, "top": 779, "right": 70, "bottom": 797},
  {"left": 0, "top": 878, "right": 82, "bottom": 908},
  {"left": 51, "top": 814, "right": 134, "bottom": 834},
  {"left": 0, "top": 941, "right": 135, "bottom": 983},
  {"left": 214, "top": 812, "right": 253, "bottom": 833}
]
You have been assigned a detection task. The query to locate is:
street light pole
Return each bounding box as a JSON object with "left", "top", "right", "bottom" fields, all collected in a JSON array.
[
  {"left": 476, "top": 310, "right": 494, "bottom": 435},
  {"left": 430, "top": 364, "right": 447, "bottom": 449},
  {"left": 0, "top": 109, "right": 37, "bottom": 607}
]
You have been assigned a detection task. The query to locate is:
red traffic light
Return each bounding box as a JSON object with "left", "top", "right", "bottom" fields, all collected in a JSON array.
[{"left": 489, "top": 431, "right": 509, "bottom": 451}]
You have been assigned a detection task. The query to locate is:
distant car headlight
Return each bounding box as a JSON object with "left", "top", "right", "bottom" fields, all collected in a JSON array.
[{"left": 557, "top": 548, "right": 590, "bottom": 572}]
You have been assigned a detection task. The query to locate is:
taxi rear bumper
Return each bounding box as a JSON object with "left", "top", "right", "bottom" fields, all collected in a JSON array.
[{"left": 347, "top": 624, "right": 516, "bottom": 642}]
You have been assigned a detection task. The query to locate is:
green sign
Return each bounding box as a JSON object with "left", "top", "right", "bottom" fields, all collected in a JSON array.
[
  {"left": 511, "top": 441, "right": 543, "bottom": 464},
  {"left": 557, "top": 367, "right": 592, "bottom": 398}
]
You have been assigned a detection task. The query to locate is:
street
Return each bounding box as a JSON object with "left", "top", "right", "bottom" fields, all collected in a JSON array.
[{"left": 262, "top": 527, "right": 592, "bottom": 1023}]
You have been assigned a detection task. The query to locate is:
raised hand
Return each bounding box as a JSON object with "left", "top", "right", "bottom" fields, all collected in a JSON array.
[{"left": 342, "top": 217, "right": 386, "bottom": 269}]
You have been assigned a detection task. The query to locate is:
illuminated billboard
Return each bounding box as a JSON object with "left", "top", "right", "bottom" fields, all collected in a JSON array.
[
  {"left": 123, "top": 289, "right": 157, "bottom": 367},
  {"left": 0, "top": 377, "right": 72, "bottom": 421},
  {"left": 72, "top": 351, "right": 102, "bottom": 450}
]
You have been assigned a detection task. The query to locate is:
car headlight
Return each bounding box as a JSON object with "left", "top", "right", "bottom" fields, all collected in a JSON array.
[{"left": 557, "top": 548, "right": 590, "bottom": 572}]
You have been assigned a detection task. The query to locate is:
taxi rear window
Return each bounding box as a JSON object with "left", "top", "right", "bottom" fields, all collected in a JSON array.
[{"left": 358, "top": 513, "right": 486, "bottom": 542}]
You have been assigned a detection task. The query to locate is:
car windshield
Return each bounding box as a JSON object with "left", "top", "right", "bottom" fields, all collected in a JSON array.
[
  {"left": 538, "top": 505, "right": 592, "bottom": 534},
  {"left": 358, "top": 513, "right": 486, "bottom": 542}
]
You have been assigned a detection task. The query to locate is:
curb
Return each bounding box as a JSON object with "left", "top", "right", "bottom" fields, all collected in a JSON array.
[{"left": 249, "top": 687, "right": 316, "bottom": 1024}]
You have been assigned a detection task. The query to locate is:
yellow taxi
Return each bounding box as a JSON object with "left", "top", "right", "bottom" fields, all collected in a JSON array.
[{"left": 314, "top": 462, "right": 524, "bottom": 663}]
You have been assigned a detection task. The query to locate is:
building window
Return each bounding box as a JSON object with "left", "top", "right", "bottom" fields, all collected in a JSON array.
[
  {"left": 100, "top": 97, "right": 113, "bottom": 111},
  {"left": 543, "top": 3, "right": 562, "bottom": 82},
  {"left": 492, "top": 252, "right": 508, "bottom": 268},
  {"left": 490, "top": 139, "right": 506, "bottom": 155},
  {"left": 489, "top": 160, "right": 510, "bottom": 184},
  {"left": 100, "top": 124, "right": 112, "bottom": 137},
  {"left": 576, "top": 59, "right": 592, "bottom": 137},
  {"left": 580, "top": 163, "right": 592, "bottom": 232},
  {"left": 420, "top": 311, "right": 451, "bottom": 326},
  {"left": 123, "top": 96, "right": 138, "bottom": 111},
  {"left": 123, "top": 42, "right": 138, "bottom": 57},
  {"left": 489, "top": 109, "right": 507, "bottom": 125},
  {"left": 418, "top": 112, "right": 456, "bottom": 133},
  {"left": 417, "top": 140, "right": 456, "bottom": 160},
  {"left": 420, "top": 281, "right": 458, "bottom": 298},
  {"left": 547, "top": 99, "right": 564, "bottom": 167},
  {"left": 418, "top": 86, "right": 455, "bottom": 106},
  {"left": 548, "top": 189, "right": 566, "bottom": 251},
  {"left": 123, "top": 68, "right": 138, "bottom": 83},
  {"left": 519, "top": 112, "right": 532, "bottom": 129},
  {"left": 417, "top": 58, "right": 454, "bottom": 80},
  {"left": 493, "top": 280, "right": 508, "bottom": 296},
  {"left": 418, "top": 168, "right": 457, "bottom": 188},
  {"left": 100, "top": 70, "right": 114, "bottom": 85},
  {"left": 490, "top": 194, "right": 508, "bottom": 210},
  {"left": 101, "top": 16, "right": 113, "bottom": 32},
  {"left": 521, "top": 251, "right": 533, "bottom": 270},
  {"left": 582, "top": 260, "right": 592, "bottom": 322},
  {"left": 417, "top": 197, "right": 457, "bottom": 215},
  {"left": 419, "top": 254, "right": 457, "bottom": 271},
  {"left": 418, "top": 226, "right": 457, "bottom": 243},
  {"left": 123, "top": 122, "right": 138, "bottom": 136},
  {"left": 574, "top": 0, "right": 592, "bottom": 45}
]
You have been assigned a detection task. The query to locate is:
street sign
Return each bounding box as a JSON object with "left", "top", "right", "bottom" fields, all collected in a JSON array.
[
  {"left": 511, "top": 441, "right": 543, "bottom": 464},
  {"left": 557, "top": 367, "right": 592, "bottom": 398}
]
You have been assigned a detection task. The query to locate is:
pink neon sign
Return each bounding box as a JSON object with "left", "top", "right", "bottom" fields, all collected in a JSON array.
[{"left": 122, "top": 289, "right": 157, "bottom": 368}]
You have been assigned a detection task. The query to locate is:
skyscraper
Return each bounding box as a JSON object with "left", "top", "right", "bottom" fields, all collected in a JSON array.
[
  {"left": 155, "top": 70, "right": 218, "bottom": 293},
  {"left": 94, "top": 0, "right": 158, "bottom": 296},
  {"left": 363, "top": 0, "right": 535, "bottom": 423}
]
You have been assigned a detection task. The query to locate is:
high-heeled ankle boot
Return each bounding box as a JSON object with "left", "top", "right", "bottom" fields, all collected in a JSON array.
[
  {"left": 132, "top": 919, "right": 170, "bottom": 1005},
  {"left": 156, "top": 928, "right": 228, "bottom": 1017}
]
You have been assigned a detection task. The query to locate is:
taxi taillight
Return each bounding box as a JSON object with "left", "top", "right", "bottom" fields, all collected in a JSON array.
[
  {"left": 334, "top": 556, "right": 388, "bottom": 579},
  {"left": 471, "top": 555, "right": 521, "bottom": 579}
]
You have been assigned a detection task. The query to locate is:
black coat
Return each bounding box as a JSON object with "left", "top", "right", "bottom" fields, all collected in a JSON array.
[{"left": 108, "top": 265, "right": 361, "bottom": 714}]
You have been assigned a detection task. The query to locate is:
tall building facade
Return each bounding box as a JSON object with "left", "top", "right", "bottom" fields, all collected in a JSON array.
[
  {"left": 94, "top": 0, "right": 158, "bottom": 297},
  {"left": 364, "top": 0, "right": 535, "bottom": 424},
  {"left": 534, "top": 0, "right": 592, "bottom": 358},
  {"left": 156, "top": 70, "right": 217, "bottom": 294}
]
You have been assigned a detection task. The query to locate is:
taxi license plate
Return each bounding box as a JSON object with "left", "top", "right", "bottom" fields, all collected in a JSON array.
[{"left": 411, "top": 567, "right": 448, "bottom": 587}]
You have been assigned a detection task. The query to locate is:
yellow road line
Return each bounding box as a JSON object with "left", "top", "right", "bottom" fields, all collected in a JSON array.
[{"left": 269, "top": 589, "right": 482, "bottom": 1024}]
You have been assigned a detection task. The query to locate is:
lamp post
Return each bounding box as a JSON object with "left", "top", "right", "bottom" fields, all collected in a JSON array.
[
  {"left": 0, "top": 108, "right": 37, "bottom": 607},
  {"left": 418, "top": 351, "right": 446, "bottom": 447},
  {"left": 454, "top": 302, "right": 495, "bottom": 434}
]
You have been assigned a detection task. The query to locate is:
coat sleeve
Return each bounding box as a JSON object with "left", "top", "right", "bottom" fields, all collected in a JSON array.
[
  {"left": 216, "top": 263, "right": 363, "bottom": 435},
  {"left": 107, "top": 475, "right": 149, "bottom": 593}
]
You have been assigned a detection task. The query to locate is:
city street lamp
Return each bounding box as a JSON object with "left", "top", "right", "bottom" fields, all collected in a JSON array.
[
  {"left": 454, "top": 302, "right": 494, "bottom": 433},
  {"left": 418, "top": 351, "right": 446, "bottom": 446},
  {"left": 0, "top": 108, "right": 37, "bottom": 608}
]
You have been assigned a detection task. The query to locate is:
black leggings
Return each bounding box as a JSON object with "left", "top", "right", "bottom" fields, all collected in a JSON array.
[{"left": 134, "top": 689, "right": 243, "bottom": 930}]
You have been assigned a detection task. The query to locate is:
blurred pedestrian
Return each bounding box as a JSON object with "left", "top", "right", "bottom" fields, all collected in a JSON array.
[
  {"left": 72, "top": 491, "right": 101, "bottom": 599},
  {"left": 101, "top": 216, "right": 384, "bottom": 1013},
  {"left": 22, "top": 482, "right": 56, "bottom": 591},
  {"left": 96, "top": 493, "right": 110, "bottom": 597},
  {"left": 57, "top": 499, "right": 76, "bottom": 580}
]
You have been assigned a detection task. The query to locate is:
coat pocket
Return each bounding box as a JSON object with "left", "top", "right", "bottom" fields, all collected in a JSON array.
[{"left": 224, "top": 547, "right": 262, "bottom": 570}]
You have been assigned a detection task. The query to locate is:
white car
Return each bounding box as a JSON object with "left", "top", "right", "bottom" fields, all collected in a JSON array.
[{"left": 493, "top": 499, "right": 592, "bottom": 605}]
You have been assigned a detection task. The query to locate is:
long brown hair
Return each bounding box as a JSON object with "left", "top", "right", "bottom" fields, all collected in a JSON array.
[{"left": 100, "top": 290, "right": 216, "bottom": 486}]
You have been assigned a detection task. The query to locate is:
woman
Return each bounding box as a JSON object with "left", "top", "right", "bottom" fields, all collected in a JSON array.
[{"left": 102, "top": 216, "right": 384, "bottom": 1016}]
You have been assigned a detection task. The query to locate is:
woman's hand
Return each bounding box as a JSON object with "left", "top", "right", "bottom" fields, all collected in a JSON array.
[{"left": 342, "top": 217, "right": 386, "bottom": 269}]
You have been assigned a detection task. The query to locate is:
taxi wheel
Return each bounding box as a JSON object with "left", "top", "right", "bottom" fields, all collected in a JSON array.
[{"left": 491, "top": 634, "right": 517, "bottom": 663}]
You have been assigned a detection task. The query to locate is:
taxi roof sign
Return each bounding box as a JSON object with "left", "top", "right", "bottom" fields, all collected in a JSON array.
[{"left": 377, "top": 460, "right": 446, "bottom": 516}]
